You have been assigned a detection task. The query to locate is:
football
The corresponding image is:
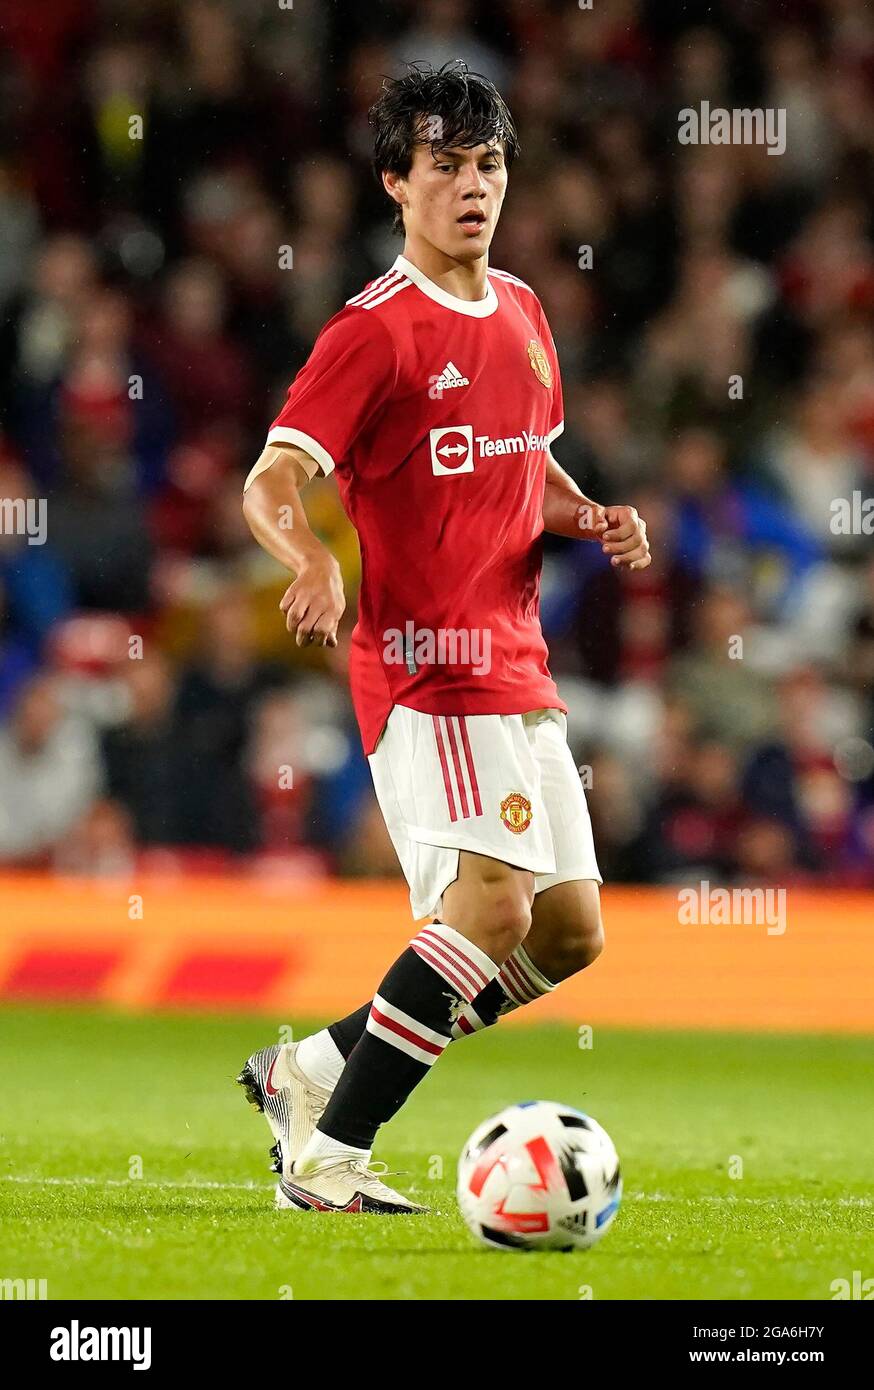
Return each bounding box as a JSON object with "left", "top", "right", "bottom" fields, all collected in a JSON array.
[{"left": 457, "top": 1101, "right": 622, "bottom": 1252}]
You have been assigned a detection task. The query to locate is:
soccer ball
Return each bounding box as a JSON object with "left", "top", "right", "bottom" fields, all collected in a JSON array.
[{"left": 457, "top": 1100, "right": 621, "bottom": 1252}]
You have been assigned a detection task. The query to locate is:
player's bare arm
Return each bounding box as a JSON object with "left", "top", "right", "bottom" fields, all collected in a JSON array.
[
  {"left": 241, "top": 443, "right": 346, "bottom": 647},
  {"left": 543, "top": 452, "right": 651, "bottom": 570}
]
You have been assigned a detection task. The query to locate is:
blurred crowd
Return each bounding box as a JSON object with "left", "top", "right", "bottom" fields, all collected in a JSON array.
[{"left": 0, "top": 0, "right": 873, "bottom": 885}]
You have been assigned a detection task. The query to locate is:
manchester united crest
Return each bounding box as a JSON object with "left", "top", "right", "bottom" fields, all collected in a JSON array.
[
  {"left": 500, "top": 791, "right": 533, "bottom": 834},
  {"left": 527, "top": 339, "right": 552, "bottom": 388}
]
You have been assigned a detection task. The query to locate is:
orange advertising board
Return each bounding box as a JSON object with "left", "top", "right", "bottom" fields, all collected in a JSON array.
[{"left": 0, "top": 874, "right": 871, "bottom": 1033}]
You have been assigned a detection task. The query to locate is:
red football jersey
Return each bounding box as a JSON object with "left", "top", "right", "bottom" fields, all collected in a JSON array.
[{"left": 267, "top": 254, "right": 567, "bottom": 755}]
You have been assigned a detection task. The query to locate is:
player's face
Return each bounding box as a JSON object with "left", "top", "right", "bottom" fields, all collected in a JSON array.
[{"left": 396, "top": 140, "right": 508, "bottom": 261}]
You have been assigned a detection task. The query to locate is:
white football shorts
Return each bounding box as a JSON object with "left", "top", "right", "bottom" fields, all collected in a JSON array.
[{"left": 367, "top": 705, "right": 602, "bottom": 920}]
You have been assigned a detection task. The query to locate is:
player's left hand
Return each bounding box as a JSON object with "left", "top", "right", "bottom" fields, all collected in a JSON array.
[{"left": 600, "top": 505, "right": 651, "bottom": 570}]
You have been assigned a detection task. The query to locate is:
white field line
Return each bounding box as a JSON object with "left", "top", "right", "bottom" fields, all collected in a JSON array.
[
  {"left": 0, "top": 1175, "right": 274, "bottom": 1191},
  {"left": 626, "top": 1193, "right": 872, "bottom": 1206},
  {"left": 0, "top": 1175, "right": 870, "bottom": 1205}
]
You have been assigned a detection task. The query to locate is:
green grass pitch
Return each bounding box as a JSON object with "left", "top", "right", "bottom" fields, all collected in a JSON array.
[{"left": 0, "top": 1005, "right": 871, "bottom": 1300}]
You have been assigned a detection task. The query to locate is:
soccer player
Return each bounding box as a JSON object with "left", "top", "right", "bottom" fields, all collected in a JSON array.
[{"left": 238, "top": 62, "right": 650, "bottom": 1213}]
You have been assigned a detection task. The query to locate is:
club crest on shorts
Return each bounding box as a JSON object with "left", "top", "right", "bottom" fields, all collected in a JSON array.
[
  {"left": 500, "top": 791, "right": 532, "bottom": 834},
  {"left": 527, "top": 339, "right": 551, "bottom": 388}
]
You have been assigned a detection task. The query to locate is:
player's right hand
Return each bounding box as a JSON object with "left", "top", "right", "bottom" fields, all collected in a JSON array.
[
  {"left": 575, "top": 502, "right": 609, "bottom": 540},
  {"left": 279, "top": 555, "right": 346, "bottom": 647}
]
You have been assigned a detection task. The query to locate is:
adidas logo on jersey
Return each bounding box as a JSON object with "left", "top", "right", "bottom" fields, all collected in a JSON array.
[{"left": 432, "top": 361, "right": 469, "bottom": 393}]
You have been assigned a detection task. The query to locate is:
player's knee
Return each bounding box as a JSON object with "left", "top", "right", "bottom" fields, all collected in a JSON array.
[
  {"left": 478, "top": 886, "right": 532, "bottom": 962},
  {"left": 496, "top": 896, "right": 533, "bottom": 957},
  {"left": 444, "top": 858, "right": 534, "bottom": 962},
  {"left": 575, "top": 913, "right": 605, "bottom": 969},
  {"left": 549, "top": 910, "right": 604, "bottom": 978}
]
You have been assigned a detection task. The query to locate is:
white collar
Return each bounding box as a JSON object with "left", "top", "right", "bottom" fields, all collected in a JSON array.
[{"left": 392, "top": 254, "right": 498, "bottom": 317}]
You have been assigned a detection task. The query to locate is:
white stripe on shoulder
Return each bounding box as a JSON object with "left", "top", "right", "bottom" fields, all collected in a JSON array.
[
  {"left": 487, "top": 267, "right": 535, "bottom": 293},
  {"left": 357, "top": 277, "right": 411, "bottom": 309},
  {"left": 346, "top": 269, "right": 402, "bottom": 306}
]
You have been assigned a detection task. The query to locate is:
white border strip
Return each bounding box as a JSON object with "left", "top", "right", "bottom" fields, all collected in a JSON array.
[
  {"left": 264, "top": 427, "right": 336, "bottom": 477},
  {"left": 393, "top": 255, "right": 498, "bottom": 318},
  {"left": 0, "top": 1175, "right": 868, "bottom": 1205}
]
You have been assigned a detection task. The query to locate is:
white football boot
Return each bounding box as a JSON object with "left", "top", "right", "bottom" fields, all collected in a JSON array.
[
  {"left": 277, "top": 1160, "right": 428, "bottom": 1215},
  {"left": 236, "top": 1043, "right": 332, "bottom": 1197}
]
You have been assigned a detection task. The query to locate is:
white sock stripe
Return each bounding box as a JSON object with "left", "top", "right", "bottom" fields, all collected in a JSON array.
[
  {"left": 500, "top": 955, "right": 540, "bottom": 1003},
  {"left": 410, "top": 940, "right": 478, "bottom": 1002},
  {"left": 415, "top": 928, "right": 488, "bottom": 996},
  {"left": 418, "top": 922, "right": 499, "bottom": 985},
  {"left": 453, "top": 1005, "right": 486, "bottom": 1037},
  {"left": 365, "top": 1013, "right": 445, "bottom": 1066},
  {"left": 505, "top": 953, "right": 543, "bottom": 1000},
  {"left": 511, "top": 943, "right": 557, "bottom": 994},
  {"left": 371, "top": 993, "right": 448, "bottom": 1048},
  {"left": 415, "top": 943, "right": 481, "bottom": 999},
  {"left": 498, "top": 971, "right": 532, "bottom": 1007}
]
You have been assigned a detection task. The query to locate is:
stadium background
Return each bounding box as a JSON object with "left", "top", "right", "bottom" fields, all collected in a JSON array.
[{"left": 0, "top": 0, "right": 872, "bottom": 1026}]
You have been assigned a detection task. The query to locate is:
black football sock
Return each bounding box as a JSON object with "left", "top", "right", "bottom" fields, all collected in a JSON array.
[
  {"left": 328, "top": 1002, "right": 372, "bottom": 1059},
  {"left": 310, "top": 922, "right": 500, "bottom": 1153},
  {"left": 321, "top": 938, "right": 557, "bottom": 1064}
]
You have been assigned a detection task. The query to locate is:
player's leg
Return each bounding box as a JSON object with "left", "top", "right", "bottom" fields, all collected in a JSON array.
[
  {"left": 448, "top": 876, "right": 603, "bottom": 1036},
  {"left": 236, "top": 861, "right": 540, "bottom": 1188},
  {"left": 295, "top": 880, "right": 600, "bottom": 1058},
  {"left": 448, "top": 710, "right": 604, "bottom": 1035},
  {"left": 238, "top": 859, "right": 540, "bottom": 1205},
  {"left": 237, "top": 882, "right": 580, "bottom": 1186},
  {"left": 308, "top": 879, "right": 601, "bottom": 1065},
  {"left": 526, "top": 877, "right": 604, "bottom": 977},
  {"left": 276, "top": 879, "right": 603, "bottom": 1209},
  {"left": 248, "top": 879, "right": 602, "bottom": 1174},
  {"left": 239, "top": 706, "right": 556, "bottom": 1204},
  {"left": 279, "top": 850, "right": 533, "bottom": 1212}
]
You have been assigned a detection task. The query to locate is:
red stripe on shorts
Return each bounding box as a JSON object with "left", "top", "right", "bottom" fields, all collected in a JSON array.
[
  {"left": 458, "top": 716, "right": 482, "bottom": 816},
  {"left": 444, "top": 717, "right": 470, "bottom": 819},
  {"left": 432, "top": 715, "right": 457, "bottom": 822}
]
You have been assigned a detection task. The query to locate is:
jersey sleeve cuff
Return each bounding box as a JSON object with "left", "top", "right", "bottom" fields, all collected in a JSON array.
[
  {"left": 264, "top": 427, "right": 336, "bottom": 477},
  {"left": 547, "top": 420, "right": 564, "bottom": 444}
]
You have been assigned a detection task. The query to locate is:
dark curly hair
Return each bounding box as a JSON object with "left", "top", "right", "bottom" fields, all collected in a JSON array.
[{"left": 369, "top": 60, "right": 520, "bottom": 235}]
